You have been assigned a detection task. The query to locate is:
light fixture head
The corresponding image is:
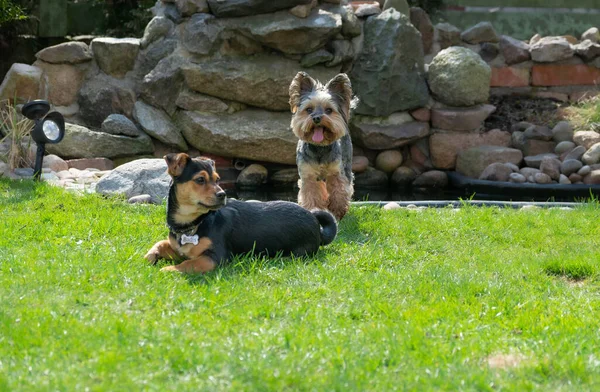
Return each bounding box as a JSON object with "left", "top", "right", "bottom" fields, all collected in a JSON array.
[
  {"left": 21, "top": 100, "right": 51, "bottom": 121},
  {"left": 31, "top": 111, "right": 65, "bottom": 144}
]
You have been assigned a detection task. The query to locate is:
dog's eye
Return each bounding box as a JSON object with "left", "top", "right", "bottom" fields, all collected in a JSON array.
[
  {"left": 306, "top": 108, "right": 313, "bottom": 114},
  {"left": 325, "top": 108, "right": 333, "bottom": 115},
  {"left": 195, "top": 177, "right": 206, "bottom": 184}
]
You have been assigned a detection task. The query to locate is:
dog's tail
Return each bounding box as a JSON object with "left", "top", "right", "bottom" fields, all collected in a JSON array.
[{"left": 311, "top": 209, "right": 338, "bottom": 246}]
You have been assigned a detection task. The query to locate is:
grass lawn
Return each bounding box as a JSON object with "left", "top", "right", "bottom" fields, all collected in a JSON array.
[{"left": 1, "top": 179, "right": 599, "bottom": 391}]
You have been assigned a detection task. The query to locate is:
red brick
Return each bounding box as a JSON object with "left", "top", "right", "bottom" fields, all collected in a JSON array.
[
  {"left": 491, "top": 67, "right": 530, "bottom": 87},
  {"left": 532, "top": 64, "right": 600, "bottom": 86}
]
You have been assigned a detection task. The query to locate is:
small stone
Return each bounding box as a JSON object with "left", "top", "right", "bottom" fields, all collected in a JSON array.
[
  {"left": 352, "top": 156, "right": 369, "bottom": 173},
  {"left": 479, "top": 162, "right": 512, "bottom": 182},
  {"left": 383, "top": 202, "right": 401, "bottom": 210},
  {"left": 140, "top": 16, "right": 174, "bottom": 49},
  {"left": 560, "top": 159, "right": 583, "bottom": 176},
  {"left": 128, "top": 194, "right": 154, "bottom": 204},
  {"left": 355, "top": 3, "right": 381, "bottom": 17},
  {"left": 530, "top": 36, "right": 574, "bottom": 63},
  {"left": 412, "top": 170, "right": 448, "bottom": 188},
  {"left": 509, "top": 172, "right": 526, "bottom": 183},
  {"left": 499, "top": 35, "right": 530, "bottom": 65},
  {"left": 14, "top": 168, "right": 34, "bottom": 177},
  {"left": 564, "top": 145, "right": 586, "bottom": 161},
  {"left": 551, "top": 121, "right": 574, "bottom": 143},
  {"left": 524, "top": 153, "right": 558, "bottom": 168},
  {"left": 573, "top": 131, "right": 600, "bottom": 150},
  {"left": 529, "top": 34, "right": 542, "bottom": 45},
  {"left": 354, "top": 167, "right": 389, "bottom": 188},
  {"left": 101, "top": 114, "right": 140, "bottom": 137},
  {"left": 511, "top": 121, "right": 534, "bottom": 133},
  {"left": 578, "top": 165, "right": 592, "bottom": 176},
  {"left": 269, "top": 168, "right": 299, "bottom": 187},
  {"left": 66, "top": 158, "right": 115, "bottom": 171},
  {"left": 521, "top": 204, "right": 540, "bottom": 210},
  {"left": 582, "top": 142, "right": 600, "bottom": 165},
  {"left": 569, "top": 173, "right": 583, "bottom": 183},
  {"left": 410, "top": 107, "right": 430, "bottom": 122},
  {"left": 540, "top": 157, "right": 561, "bottom": 180},
  {"left": 559, "top": 174, "right": 571, "bottom": 184},
  {"left": 300, "top": 49, "right": 334, "bottom": 68},
  {"left": 504, "top": 162, "right": 520, "bottom": 172},
  {"left": 460, "top": 21, "right": 499, "bottom": 44},
  {"left": 237, "top": 164, "right": 268, "bottom": 188},
  {"left": 523, "top": 125, "right": 552, "bottom": 141},
  {"left": 42, "top": 154, "right": 68, "bottom": 172},
  {"left": 573, "top": 40, "right": 600, "bottom": 61},
  {"left": 435, "top": 23, "right": 461, "bottom": 50},
  {"left": 41, "top": 172, "right": 59, "bottom": 181},
  {"left": 375, "top": 150, "right": 403, "bottom": 173},
  {"left": 534, "top": 172, "right": 552, "bottom": 184},
  {"left": 555, "top": 141, "right": 575, "bottom": 155},
  {"left": 582, "top": 27, "right": 600, "bottom": 44},
  {"left": 391, "top": 166, "right": 417, "bottom": 187},
  {"left": 583, "top": 170, "right": 600, "bottom": 184}
]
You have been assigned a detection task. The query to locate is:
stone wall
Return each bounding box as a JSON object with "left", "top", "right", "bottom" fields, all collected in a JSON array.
[{"left": 1, "top": 0, "right": 599, "bottom": 191}]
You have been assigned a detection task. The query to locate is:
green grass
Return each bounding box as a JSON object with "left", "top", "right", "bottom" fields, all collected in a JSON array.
[
  {"left": 1, "top": 179, "right": 600, "bottom": 391},
  {"left": 565, "top": 95, "right": 600, "bottom": 132}
]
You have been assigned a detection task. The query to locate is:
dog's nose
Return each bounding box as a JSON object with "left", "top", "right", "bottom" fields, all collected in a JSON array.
[
  {"left": 312, "top": 115, "right": 321, "bottom": 124},
  {"left": 216, "top": 191, "right": 227, "bottom": 200}
]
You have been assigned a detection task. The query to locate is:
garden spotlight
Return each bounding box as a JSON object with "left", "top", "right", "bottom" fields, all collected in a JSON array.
[{"left": 21, "top": 100, "right": 65, "bottom": 180}]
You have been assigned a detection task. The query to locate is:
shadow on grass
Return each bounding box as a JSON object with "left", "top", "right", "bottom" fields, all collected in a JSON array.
[{"left": 0, "top": 179, "right": 38, "bottom": 205}]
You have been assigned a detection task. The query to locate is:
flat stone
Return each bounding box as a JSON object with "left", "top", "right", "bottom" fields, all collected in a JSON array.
[
  {"left": 46, "top": 123, "right": 153, "bottom": 159},
  {"left": 350, "top": 114, "right": 429, "bottom": 150},
  {"left": 91, "top": 37, "right": 140, "bottom": 78},
  {"left": 523, "top": 153, "right": 558, "bottom": 169},
  {"left": 269, "top": 168, "right": 299, "bottom": 186},
  {"left": 176, "top": 109, "right": 297, "bottom": 165},
  {"left": 530, "top": 36, "right": 574, "bottom": 63},
  {"left": 175, "top": 89, "right": 230, "bottom": 113},
  {"left": 133, "top": 101, "right": 187, "bottom": 150},
  {"left": 564, "top": 145, "right": 586, "bottom": 161},
  {"left": 206, "top": 0, "right": 312, "bottom": 17},
  {"left": 490, "top": 66, "right": 530, "bottom": 87},
  {"left": 354, "top": 3, "right": 381, "bottom": 17},
  {"left": 35, "top": 41, "right": 93, "bottom": 64},
  {"left": 578, "top": 165, "right": 592, "bottom": 176},
  {"left": 431, "top": 104, "right": 496, "bottom": 131},
  {"left": 499, "top": 35, "right": 530, "bottom": 65},
  {"left": 181, "top": 55, "right": 340, "bottom": 111},
  {"left": 555, "top": 141, "right": 575, "bottom": 155},
  {"left": 573, "top": 131, "right": 600, "bottom": 150},
  {"left": 582, "top": 142, "right": 600, "bottom": 165},
  {"left": 460, "top": 21, "right": 499, "bottom": 44},
  {"left": 410, "top": 107, "right": 430, "bottom": 122},
  {"left": 300, "top": 49, "right": 334, "bottom": 68},
  {"left": 101, "top": 114, "right": 141, "bottom": 137},
  {"left": 509, "top": 172, "right": 526, "bottom": 183},
  {"left": 456, "top": 145, "right": 523, "bottom": 178},
  {"left": 531, "top": 64, "right": 600, "bottom": 86},
  {"left": 429, "top": 129, "right": 511, "bottom": 170},
  {"left": 523, "top": 125, "right": 553, "bottom": 141},
  {"left": 350, "top": 8, "right": 429, "bottom": 116},
  {"left": 96, "top": 159, "right": 170, "bottom": 203},
  {"left": 560, "top": 159, "right": 583, "bottom": 176},
  {"left": 128, "top": 194, "right": 155, "bottom": 204}
]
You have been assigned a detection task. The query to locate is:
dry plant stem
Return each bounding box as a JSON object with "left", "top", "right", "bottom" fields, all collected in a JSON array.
[{"left": 0, "top": 99, "right": 34, "bottom": 170}]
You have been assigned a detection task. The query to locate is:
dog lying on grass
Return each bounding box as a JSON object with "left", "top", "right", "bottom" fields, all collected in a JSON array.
[{"left": 144, "top": 153, "right": 338, "bottom": 273}]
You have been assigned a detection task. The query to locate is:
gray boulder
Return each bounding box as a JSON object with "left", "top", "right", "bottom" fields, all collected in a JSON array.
[
  {"left": 176, "top": 89, "right": 230, "bottom": 113},
  {"left": 207, "top": 0, "right": 312, "bottom": 17},
  {"left": 176, "top": 109, "right": 297, "bottom": 165},
  {"left": 140, "top": 16, "right": 174, "bottom": 49},
  {"left": 96, "top": 159, "right": 170, "bottom": 203},
  {"left": 574, "top": 40, "right": 600, "bottom": 61},
  {"left": 140, "top": 54, "right": 186, "bottom": 116},
  {"left": 350, "top": 113, "right": 430, "bottom": 149},
  {"left": 582, "top": 143, "right": 600, "bottom": 165},
  {"left": 35, "top": 41, "right": 93, "bottom": 64},
  {"left": 46, "top": 123, "right": 153, "bottom": 159},
  {"left": 530, "top": 37, "right": 574, "bottom": 63},
  {"left": 300, "top": 49, "right": 334, "bottom": 67},
  {"left": 350, "top": 9, "right": 429, "bottom": 116},
  {"left": 101, "top": 114, "right": 141, "bottom": 137},
  {"left": 133, "top": 101, "right": 188, "bottom": 151},
  {"left": 78, "top": 73, "right": 136, "bottom": 126},
  {"left": 499, "top": 35, "right": 530, "bottom": 65},
  {"left": 181, "top": 55, "right": 340, "bottom": 111},
  {"left": 460, "top": 22, "right": 499, "bottom": 44},
  {"left": 456, "top": 145, "right": 523, "bottom": 178},
  {"left": 428, "top": 46, "right": 491, "bottom": 107},
  {"left": 90, "top": 38, "right": 140, "bottom": 78}
]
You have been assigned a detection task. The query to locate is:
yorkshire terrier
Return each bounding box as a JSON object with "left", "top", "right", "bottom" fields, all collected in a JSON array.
[{"left": 289, "top": 72, "right": 356, "bottom": 221}]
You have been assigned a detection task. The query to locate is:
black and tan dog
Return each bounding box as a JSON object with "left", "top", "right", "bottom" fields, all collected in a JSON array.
[
  {"left": 144, "top": 153, "right": 338, "bottom": 273},
  {"left": 289, "top": 72, "right": 357, "bottom": 221}
]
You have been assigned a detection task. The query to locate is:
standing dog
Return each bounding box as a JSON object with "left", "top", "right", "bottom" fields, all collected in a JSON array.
[
  {"left": 144, "top": 153, "right": 338, "bottom": 274},
  {"left": 289, "top": 72, "right": 356, "bottom": 221}
]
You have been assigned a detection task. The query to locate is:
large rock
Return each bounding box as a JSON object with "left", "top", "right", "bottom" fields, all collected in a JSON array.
[
  {"left": 176, "top": 89, "right": 230, "bottom": 113},
  {"left": 350, "top": 9, "right": 429, "bottom": 116},
  {"left": 232, "top": 9, "right": 342, "bottom": 55},
  {"left": 435, "top": 23, "right": 461, "bottom": 50},
  {"left": 140, "top": 16, "right": 174, "bottom": 49},
  {"left": 77, "top": 73, "right": 136, "bottom": 126},
  {"left": 35, "top": 41, "right": 93, "bottom": 64},
  {"left": 573, "top": 131, "right": 600, "bottom": 150},
  {"left": 429, "top": 129, "right": 511, "bottom": 170},
  {"left": 499, "top": 35, "right": 530, "bottom": 65},
  {"left": 431, "top": 104, "right": 495, "bottom": 131},
  {"left": 134, "top": 38, "right": 178, "bottom": 79},
  {"left": 456, "top": 146, "right": 523, "bottom": 178},
  {"left": 176, "top": 109, "right": 297, "bottom": 164},
  {"left": 207, "top": 0, "right": 312, "bottom": 17},
  {"left": 32, "top": 60, "right": 89, "bottom": 107},
  {"left": 181, "top": 55, "right": 339, "bottom": 111},
  {"left": 96, "top": 159, "right": 170, "bottom": 203},
  {"left": 133, "top": 101, "right": 187, "bottom": 151},
  {"left": 140, "top": 54, "right": 186, "bottom": 116},
  {"left": 176, "top": 0, "right": 210, "bottom": 16},
  {"left": 530, "top": 37, "right": 574, "bottom": 63},
  {"left": 409, "top": 7, "right": 433, "bottom": 54},
  {"left": 101, "top": 114, "right": 141, "bottom": 137},
  {"left": 0, "top": 63, "right": 46, "bottom": 103},
  {"left": 350, "top": 113, "right": 429, "bottom": 149},
  {"left": 46, "top": 123, "right": 153, "bottom": 159},
  {"left": 428, "top": 47, "right": 491, "bottom": 107},
  {"left": 460, "top": 22, "right": 499, "bottom": 44},
  {"left": 90, "top": 38, "right": 140, "bottom": 78}
]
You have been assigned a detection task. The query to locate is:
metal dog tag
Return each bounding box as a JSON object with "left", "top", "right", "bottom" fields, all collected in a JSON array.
[{"left": 180, "top": 234, "right": 199, "bottom": 245}]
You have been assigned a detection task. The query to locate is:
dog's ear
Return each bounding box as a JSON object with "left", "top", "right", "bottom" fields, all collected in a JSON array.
[
  {"left": 164, "top": 153, "right": 189, "bottom": 177},
  {"left": 289, "top": 71, "right": 317, "bottom": 114},
  {"left": 325, "top": 73, "right": 353, "bottom": 118},
  {"left": 199, "top": 156, "right": 216, "bottom": 169}
]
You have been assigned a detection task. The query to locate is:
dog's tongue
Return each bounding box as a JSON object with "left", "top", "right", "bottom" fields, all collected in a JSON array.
[{"left": 312, "top": 127, "right": 324, "bottom": 143}]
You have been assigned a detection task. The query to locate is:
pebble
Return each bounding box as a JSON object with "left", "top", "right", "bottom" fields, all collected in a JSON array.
[
  {"left": 383, "top": 202, "right": 401, "bottom": 210},
  {"left": 128, "top": 194, "right": 154, "bottom": 204}
]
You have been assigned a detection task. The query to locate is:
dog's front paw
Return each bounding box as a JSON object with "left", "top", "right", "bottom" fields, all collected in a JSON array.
[
  {"left": 144, "top": 249, "right": 160, "bottom": 265},
  {"left": 160, "top": 265, "right": 180, "bottom": 272}
]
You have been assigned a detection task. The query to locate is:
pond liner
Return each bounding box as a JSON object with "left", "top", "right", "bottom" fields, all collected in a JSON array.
[
  {"left": 446, "top": 171, "right": 600, "bottom": 200},
  {"left": 352, "top": 200, "right": 584, "bottom": 208}
]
